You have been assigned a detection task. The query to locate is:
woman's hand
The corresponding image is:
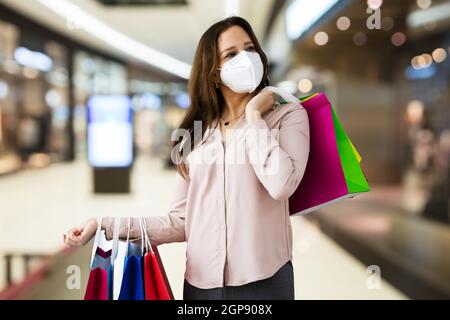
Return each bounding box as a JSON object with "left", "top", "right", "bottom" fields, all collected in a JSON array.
[
  {"left": 245, "top": 88, "right": 276, "bottom": 122},
  {"left": 63, "top": 218, "right": 98, "bottom": 248}
]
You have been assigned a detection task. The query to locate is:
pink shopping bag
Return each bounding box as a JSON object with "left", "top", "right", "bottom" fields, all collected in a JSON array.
[{"left": 287, "top": 92, "right": 370, "bottom": 215}]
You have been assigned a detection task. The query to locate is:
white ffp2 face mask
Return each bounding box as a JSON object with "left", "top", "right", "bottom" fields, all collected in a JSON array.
[{"left": 219, "top": 51, "right": 264, "bottom": 94}]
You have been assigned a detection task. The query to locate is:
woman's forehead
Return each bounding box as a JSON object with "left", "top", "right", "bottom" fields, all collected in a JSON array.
[{"left": 218, "top": 26, "right": 252, "bottom": 49}]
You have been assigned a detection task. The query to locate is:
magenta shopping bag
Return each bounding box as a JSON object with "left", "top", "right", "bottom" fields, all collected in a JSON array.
[
  {"left": 266, "top": 86, "right": 370, "bottom": 215},
  {"left": 287, "top": 92, "right": 370, "bottom": 215}
]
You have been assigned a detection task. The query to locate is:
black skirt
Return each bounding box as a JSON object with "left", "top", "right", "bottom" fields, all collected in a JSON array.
[{"left": 183, "top": 261, "right": 295, "bottom": 300}]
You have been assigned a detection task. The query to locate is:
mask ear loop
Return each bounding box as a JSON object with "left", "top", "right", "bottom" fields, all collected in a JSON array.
[{"left": 215, "top": 68, "right": 225, "bottom": 89}]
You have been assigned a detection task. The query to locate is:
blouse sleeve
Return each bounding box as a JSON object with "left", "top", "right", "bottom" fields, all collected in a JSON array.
[
  {"left": 242, "top": 103, "right": 310, "bottom": 201},
  {"left": 102, "top": 171, "right": 189, "bottom": 245}
]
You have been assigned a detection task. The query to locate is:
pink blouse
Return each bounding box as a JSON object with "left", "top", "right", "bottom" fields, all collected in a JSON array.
[{"left": 103, "top": 101, "right": 310, "bottom": 289}]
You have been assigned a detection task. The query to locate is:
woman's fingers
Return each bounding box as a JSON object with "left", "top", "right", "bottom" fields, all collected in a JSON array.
[
  {"left": 63, "top": 219, "right": 99, "bottom": 248},
  {"left": 63, "top": 234, "right": 77, "bottom": 247},
  {"left": 64, "top": 228, "right": 83, "bottom": 247},
  {"left": 65, "top": 237, "right": 79, "bottom": 247}
]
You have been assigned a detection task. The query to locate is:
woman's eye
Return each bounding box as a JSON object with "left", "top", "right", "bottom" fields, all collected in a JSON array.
[{"left": 224, "top": 46, "right": 254, "bottom": 59}]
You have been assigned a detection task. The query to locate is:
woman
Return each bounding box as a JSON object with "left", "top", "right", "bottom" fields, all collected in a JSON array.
[{"left": 64, "top": 16, "right": 310, "bottom": 300}]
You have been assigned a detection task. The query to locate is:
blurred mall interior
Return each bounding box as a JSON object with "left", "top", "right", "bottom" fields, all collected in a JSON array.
[{"left": 0, "top": 0, "right": 449, "bottom": 299}]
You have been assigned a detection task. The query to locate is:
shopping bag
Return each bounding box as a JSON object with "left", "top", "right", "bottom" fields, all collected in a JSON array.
[
  {"left": 266, "top": 86, "right": 370, "bottom": 215},
  {"left": 118, "top": 218, "right": 145, "bottom": 300},
  {"left": 141, "top": 218, "right": 174, "bottom": 300},
  {"left": 112, "top": 237, "right": 127, "bottom": 300},
  {"left": 151, "top": 246, "right": 174, "bottom": 300},
  {"left": 84, "top": 217, "right": 120, "bottom": 300},
  {"left": 143, "top": 252, "right": 158, "bottom": 300},
  {"left": 84, "top": 268, "right": 109, "bottom": 300}
]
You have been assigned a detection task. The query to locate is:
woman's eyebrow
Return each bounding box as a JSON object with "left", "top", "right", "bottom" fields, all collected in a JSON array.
[{"left": 220, "top": 41, "right": 254, "bottom": 55}]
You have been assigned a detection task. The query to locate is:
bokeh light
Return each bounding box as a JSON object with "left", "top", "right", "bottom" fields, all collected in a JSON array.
[
  {"left": 314, "top": 31, "right": 329, "bottom": 46},
  {"left": 407, "top": 100, "right": 424, "bottom": 124},
  {"left": 367, "top": 0, "right": 383, "bottom": 9},
  {"left": 0, "top": 80, "right": 9, "bottom": 99},
  {"left": 298, "top": 79, "right": 313, "bottom": 93},
  {"left": 22, "top": 67, "right": 39, "bottom": 79},
  {"left": 411, "top": 56, "right": 421, "bottom": 69},
  {"left": 391, "top": 32, "right": 406, "bottom": 46},
  {"left": 353, "top": 32, "right": 367, "bottom": 46},
  {"left": 381, "top": 17, "right": 395, "bottom": 31},
  {"left": 417, "top": 0, "right": 432, "bottom": 10},
  {"left": 420, "top": 53, "right": 433, "bottom": 67},
  {"left": 432, "top": 48, "right": 447, "bottom": 63},
  {"left": 336, "top": 16, "right": 351, "bottom": 31},
  {"left": 411, "top": 54, "right": 434, "bottom": 69}
]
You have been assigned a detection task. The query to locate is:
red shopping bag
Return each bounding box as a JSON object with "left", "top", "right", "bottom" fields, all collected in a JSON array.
[
  {"left": 141, "top": 217, "right": 174, "bottom": 300},
  {"left": 143, "top": 252, "right": 158, "bottom": 300},
  {"left": 143, "top": 245, "right": 174, "bottom": 300},
  {"left": 152, "top": 246, "right": 174, "bottom": 300}
]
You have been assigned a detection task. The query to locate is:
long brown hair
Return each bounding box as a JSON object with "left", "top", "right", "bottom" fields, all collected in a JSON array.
[{"left": 173, "top": 16, "right": 270, "bottom": 180}]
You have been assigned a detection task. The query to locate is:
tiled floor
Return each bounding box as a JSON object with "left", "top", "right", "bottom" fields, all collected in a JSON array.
[{"left": 0, "top": 157, "right": 407, "bottom": 299}]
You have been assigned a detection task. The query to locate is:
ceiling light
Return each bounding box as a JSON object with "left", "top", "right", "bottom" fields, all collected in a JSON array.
[
  {"left": 37, "top": 0, "right": 192, "bottom": 79},
  {"left": 286, "top": 0, "right": 342, "bottom": 40}
]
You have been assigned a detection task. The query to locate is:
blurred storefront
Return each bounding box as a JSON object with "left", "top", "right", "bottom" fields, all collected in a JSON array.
[
  {"left": 0, "top": 3, "right": 188, "bottom": 176},
  {"left": 129, "top": 65, "right": 188, "bottom": 165},
  {"left": 73, "top": 51, "right": 128, "bottom": 158},
  {"left": 0, "top": 6, "right": 96, "bottom": 173},
  {"left": 0, "top": 2, "right": 189, "bottom": 294},
  {"left": 0, "top": 18, "right": 71, "bottom": 173}
]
